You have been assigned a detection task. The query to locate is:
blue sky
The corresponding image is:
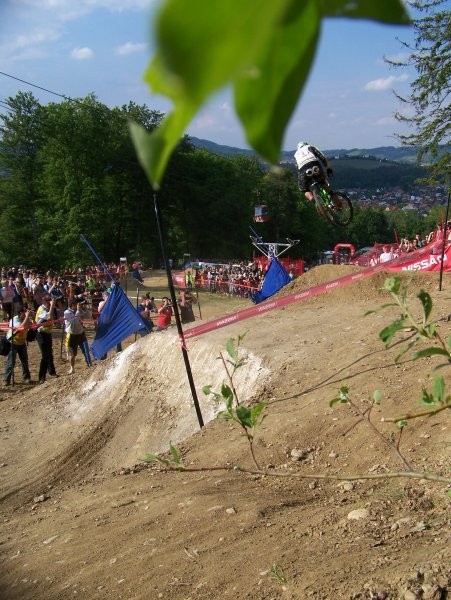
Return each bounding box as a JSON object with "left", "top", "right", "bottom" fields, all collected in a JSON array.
[{"left": 0, "top": 0, "right": 435, "bottom": 151}]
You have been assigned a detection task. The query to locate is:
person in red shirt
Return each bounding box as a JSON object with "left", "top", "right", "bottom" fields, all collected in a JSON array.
[{"left": 155, "top": 297, "right": 173, "bottom": 331}]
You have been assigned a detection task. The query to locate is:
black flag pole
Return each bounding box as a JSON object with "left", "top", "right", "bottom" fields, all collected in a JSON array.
[
  {"left": 438, "top": 191, "right": 450, "bottom": 292},
  {"left": 153, "top": 192, "right": 204, "bottom": 429}
]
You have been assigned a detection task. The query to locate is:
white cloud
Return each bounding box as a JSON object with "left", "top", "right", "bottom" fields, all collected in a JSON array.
[
  {"left": 71, "top": 47, "right": 94, "bottom": 60},
  {"left": 115, "top": 41, "right": 147, "bottom": 55},
  {"left": 364, "top": 74, "right": 408, "bottom": 91},
  {"left": 376, "top": 116, "right": 396, "bottom": 126},
  {"left": 16, "top": 0, "right": 152, "bottom": 18}
]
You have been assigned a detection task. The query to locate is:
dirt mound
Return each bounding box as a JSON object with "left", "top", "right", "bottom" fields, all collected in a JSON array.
[{"left": 0, "top": 269, "right": 450, "bottom": 599}]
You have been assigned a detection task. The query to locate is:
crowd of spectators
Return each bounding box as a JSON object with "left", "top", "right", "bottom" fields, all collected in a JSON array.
[
  {"left": 0, "top": 262, "right": 201, "bottom": 385},
  {"left": 337, "top": 221, "right": 451, "bottom": 267},
  {"left": 192, "top": 261, "right": 269, "bottom": 297}
]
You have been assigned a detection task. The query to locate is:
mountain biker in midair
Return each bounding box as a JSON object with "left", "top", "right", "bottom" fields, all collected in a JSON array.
[{"left": 294, "top": 141, "right": 333, "bottom": 202}]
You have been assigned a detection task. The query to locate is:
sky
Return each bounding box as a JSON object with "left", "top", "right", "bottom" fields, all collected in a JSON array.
[{"left": 0, "top": 0, "right": 441, "bottom": 152}]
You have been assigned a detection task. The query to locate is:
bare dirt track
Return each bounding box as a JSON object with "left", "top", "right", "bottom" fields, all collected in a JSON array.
[{"left": 1, "top": 266, "right": 450, "bottom": 600}]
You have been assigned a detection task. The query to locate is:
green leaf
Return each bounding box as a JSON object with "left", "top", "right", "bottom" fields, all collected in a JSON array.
[
  {"left": 330, "top": 385, "right": 350, "bottom": 407},
  {"left": 169, "top": 442, "right": 181, "bottom": 464},
  {"left": 383, "top": 276, "right": 402, "bottom": 295},
  {"left": 217, "top": 409, "right": 232, "bottom": 421},
  {"left": 142, "top": 453, "right": 158, "bottom": 463},
  {"left": 249, "top": 402, "right": 266, "bottom": 426},
  {"left": 226, "top": 337, "right": 238, "bottom": 361},
  {"left": 320, "top": 0, "right": 409, "bottom": 23},
  {"left": 413, "top": 348, "right": 451, "bottom": 361},
  {"left": 237, "top": 332, "right": 248, "bottom": 345},
  {"left": 379, "top": 320, "right": 407, "bottom": 346},
  {"left": 221, "top": 383, "right": 234, "bottom": 403},
  {"left": 373, "top": 390, "right": 382, "bottom": 405},
  {"left": 202, "top": 384, "right": 212, "bottom": 396},
  {"left": 130, "top": 111, "right": 194, "bottom": 190},
  {"left": 417, "top": 289, "right": 432, "bottom": 321},
  {"left": 236, "top": 405, "right": 253, "bottom": 429},
  {"left": 432, "top": 376, "right": 445, "bottom": 404},
  {"left": 234, "top": 1, "right": 320, "bottom": 160},
  {"left": 419, "top": 388, "right": 435, "bottom": 406},
  {"left": 425, "top": 322, "right": 437, "bottom": 337},
  {"left": 396, "top": 419, "right": 407, "bottom": 429}
]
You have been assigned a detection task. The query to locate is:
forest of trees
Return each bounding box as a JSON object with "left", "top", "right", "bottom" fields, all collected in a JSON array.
[{"left": 0, "top": 92, "right": 446, "bottom": 270}]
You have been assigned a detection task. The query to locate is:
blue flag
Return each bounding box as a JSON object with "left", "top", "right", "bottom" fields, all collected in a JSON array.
[
  {"left": 249, "top": 258, "right": 291, "bottom": 304},
  {"left": 91, "top": 285, "right": 146, "bottom": 359}
]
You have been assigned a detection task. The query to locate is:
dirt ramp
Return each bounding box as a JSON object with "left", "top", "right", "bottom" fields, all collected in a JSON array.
[{"left": 0, "top": 331, "right": 270, "bottom": 505}]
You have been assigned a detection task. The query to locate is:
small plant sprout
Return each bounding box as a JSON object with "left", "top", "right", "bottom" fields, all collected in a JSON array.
[
  {"left": 203, "top": 333, "right": 266, "bottom": 469},
  {"left": 366, "top": 275, "right": 451, "bottom": 367},
  {"left": 143, "top": 442, "right": 184, "bottom": 470},
  {"left": 366, "top": 275, "right": 450, "bottom": 421},
  {"left": 270, "top": 563, "right": 287, "bottom": 584}
]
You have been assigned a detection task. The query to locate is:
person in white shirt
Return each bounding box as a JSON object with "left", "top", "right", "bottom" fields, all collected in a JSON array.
[
  {"left": 64, "top": 298, "right": 92, "bottom": 374},
  {"left": 379, "top": 245, "right": 394, "bottom": 263}
]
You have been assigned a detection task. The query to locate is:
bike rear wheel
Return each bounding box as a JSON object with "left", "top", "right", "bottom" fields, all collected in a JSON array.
[{"left": 312, "top": 186, "right": 353, "bottom": 227}]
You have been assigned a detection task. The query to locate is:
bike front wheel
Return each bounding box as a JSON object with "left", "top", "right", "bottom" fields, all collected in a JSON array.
[{"left": 312, "top": 187, "right": 353, "bottom": 227}]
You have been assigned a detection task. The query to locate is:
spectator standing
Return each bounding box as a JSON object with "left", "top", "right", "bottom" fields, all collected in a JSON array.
[
  {"left": 3, "top": 307, "right": 33, "bottom": 386},
  {"left": 32, "top": 274, "right": 47, "bottom": 310},
  {"left": 185, "top": 270, "right": 194, "bottom": 290},
  {"left": 1, "top": 277, "right": 15, "bottom": 321},
  {"left": 155, "top": 297, "right": 173, "bottom": 331},
  {"left": 379, "top": 245, "right": 394, "bottom": 263},
  {"left": 131, "top": 263, "right": 144, "bottom": 286},
  {"left": 64, "top": 298, "right": 92, "bottom": 374},
  {"left": 35, "top": 295, "right": 58, "bottom": 383},
  {"left": 177, "top": 290, "right": 196, "bottom": 324}
]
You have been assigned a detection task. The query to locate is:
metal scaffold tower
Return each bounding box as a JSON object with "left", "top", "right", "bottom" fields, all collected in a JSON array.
[{"left": 249, "top": 226, "right": 300, "bottom": 259}]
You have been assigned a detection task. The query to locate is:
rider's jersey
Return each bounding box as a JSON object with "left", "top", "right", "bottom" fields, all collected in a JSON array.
[{"left": 294, "top": 144, "right": 327, "bottom": 170}]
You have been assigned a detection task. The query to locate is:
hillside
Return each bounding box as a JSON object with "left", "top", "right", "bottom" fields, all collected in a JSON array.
[
  {"left": 0, "top": 268, "right": 450, "bottom": 599},
  {"left": 189, "top": 136, "right": 450, "bottom": 167}
]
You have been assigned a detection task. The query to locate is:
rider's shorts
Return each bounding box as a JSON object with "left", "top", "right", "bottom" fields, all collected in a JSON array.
[{"left": 297, "top": 160, "right": 325, "bottom": 193}]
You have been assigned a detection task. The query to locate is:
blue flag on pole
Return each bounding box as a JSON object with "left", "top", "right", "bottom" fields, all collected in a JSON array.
[
  {"left": 91, "top": 285, "right": 146, "bottom": 359},
  {"left": 249, "top": 258, "right": 291, "bottom": 304}
]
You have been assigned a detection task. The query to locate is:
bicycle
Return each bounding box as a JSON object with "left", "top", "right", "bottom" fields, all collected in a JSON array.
[{"left": 306, "top": 166, "right": 353, "bottom": 227}]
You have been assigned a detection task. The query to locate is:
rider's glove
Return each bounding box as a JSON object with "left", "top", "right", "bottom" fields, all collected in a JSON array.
[{"left": 327, "top": 167, "right": 333, "bottom": 176}]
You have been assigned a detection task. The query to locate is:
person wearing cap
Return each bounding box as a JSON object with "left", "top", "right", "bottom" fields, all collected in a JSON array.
[
  {"left": 35, "top": 295, "right": 58, "bottom": 383},
  {"left": 3, "top": 306, "right": 33, "bottom": 386}
]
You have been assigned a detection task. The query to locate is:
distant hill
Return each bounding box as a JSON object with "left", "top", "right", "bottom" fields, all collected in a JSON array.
[{"left": 188, "top": 137, "right": 448, "bottom": 165}]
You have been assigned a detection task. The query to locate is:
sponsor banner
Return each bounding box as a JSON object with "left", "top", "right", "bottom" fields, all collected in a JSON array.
[
  {"left": 172, "top": 272, "right": 186, "bottom": 287},
  {"left": 385, "top": 243, "right": 450, "bottom": 272}
]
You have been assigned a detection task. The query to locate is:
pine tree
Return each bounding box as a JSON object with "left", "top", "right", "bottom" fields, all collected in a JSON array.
[{"left": 386, "top": 0, "right": 450, "bottom": 182}]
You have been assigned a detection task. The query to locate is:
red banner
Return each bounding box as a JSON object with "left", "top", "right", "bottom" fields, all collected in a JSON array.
[{"left": 385, "top": 242, "right": 450, "bottom": 272}]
